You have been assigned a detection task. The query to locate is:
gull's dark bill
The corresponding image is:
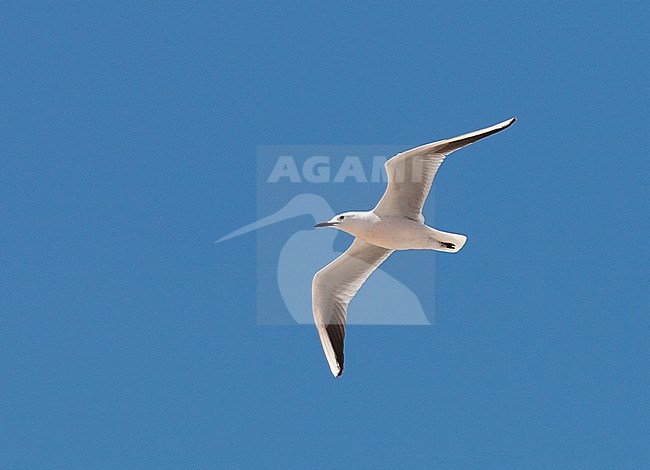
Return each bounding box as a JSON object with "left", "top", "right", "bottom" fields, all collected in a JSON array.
[{"left": 314, "top": 221, "right": 338, "bottom": 228}]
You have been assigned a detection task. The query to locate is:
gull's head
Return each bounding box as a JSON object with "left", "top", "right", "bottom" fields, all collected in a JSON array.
[
  {"left": 314, "top": 212, "right": 353, "bottom": 228},
  {"left": 314, "top": 211, "right": 369, "bottom": 236}
]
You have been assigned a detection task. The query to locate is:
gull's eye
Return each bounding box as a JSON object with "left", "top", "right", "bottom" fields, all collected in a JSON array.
[{"left": 339, "top": 215, "right": 345, "bottom": 220}]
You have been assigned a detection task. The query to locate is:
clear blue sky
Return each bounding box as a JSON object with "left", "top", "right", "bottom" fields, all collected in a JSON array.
[{"left": 1, "top": 2, "right": 648, "bottom": 468}]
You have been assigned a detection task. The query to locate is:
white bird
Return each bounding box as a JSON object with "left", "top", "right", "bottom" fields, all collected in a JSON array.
[{"left": 312, "top": 117, "right": 516, "bottom": 377}]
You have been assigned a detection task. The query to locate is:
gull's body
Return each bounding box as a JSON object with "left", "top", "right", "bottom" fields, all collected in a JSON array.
[
  {"left": 312, "top": 117, "right": 516, "bottom": 377},
  {"left": 328, "top": 212, "right": 465, "bottom": 252}
]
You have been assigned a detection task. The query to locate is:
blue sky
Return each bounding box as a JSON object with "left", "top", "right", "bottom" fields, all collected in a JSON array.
[{"left": 1, "top": 2, "right": 648, "bottom": 468}]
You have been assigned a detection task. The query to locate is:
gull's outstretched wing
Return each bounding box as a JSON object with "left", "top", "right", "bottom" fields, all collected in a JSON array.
[
  {"left": 374, "top": 117, "right": 516, "bottom": 221},
  {"left": 312, "top": 238, "right": 394, "bottom": 377}
]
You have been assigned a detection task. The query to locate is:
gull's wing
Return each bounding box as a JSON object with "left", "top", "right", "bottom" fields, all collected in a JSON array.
[
  {"left": 374, "top": 117, "right": 516, "bottom": 221},
  {"left": 312, "top": 238, "right": 394, "bottom": 377}
]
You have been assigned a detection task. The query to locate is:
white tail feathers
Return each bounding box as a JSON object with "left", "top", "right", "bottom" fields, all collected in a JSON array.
[{"left": 427, "top": 228, "right": 467, "bottom": 253}]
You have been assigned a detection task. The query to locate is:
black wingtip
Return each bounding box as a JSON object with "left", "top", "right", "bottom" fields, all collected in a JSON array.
[{"left": 325, "top": 324, "right": 345, "bottom": 376}]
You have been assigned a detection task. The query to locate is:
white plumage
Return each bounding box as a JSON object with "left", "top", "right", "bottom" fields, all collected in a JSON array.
[{"left": 312, "top": 117, "right": 516, "bottom": 377}]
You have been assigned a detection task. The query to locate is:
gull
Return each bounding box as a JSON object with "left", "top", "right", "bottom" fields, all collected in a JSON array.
[{"left": 312, "top": 117, "right": 516, "bottom": 377}]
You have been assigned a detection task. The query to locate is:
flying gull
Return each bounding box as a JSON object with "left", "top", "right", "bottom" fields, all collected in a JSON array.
[{"left": 312, "top": 117, "right": 516, "bottom": 377}]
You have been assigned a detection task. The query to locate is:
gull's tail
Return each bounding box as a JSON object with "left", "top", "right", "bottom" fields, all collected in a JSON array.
[{"left": 427, "top": 228, "right": 467, "bottom": 253}]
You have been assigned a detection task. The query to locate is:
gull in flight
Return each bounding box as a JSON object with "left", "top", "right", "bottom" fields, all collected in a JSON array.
[{"left": 312, "top": 117, "right": 516, "bottom": 377}]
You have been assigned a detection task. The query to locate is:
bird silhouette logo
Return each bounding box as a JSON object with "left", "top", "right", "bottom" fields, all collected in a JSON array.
[{"left": 216, "top": 193, "right": 430, "bottom": 326}]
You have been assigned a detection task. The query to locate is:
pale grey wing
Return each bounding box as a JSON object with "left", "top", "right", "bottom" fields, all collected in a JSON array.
[
  {"left": 374, "top": 117, "right": 516, "bottom": 220},
  {"left": 312, "top": 238, "right": 394, "bottom": 377}
]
